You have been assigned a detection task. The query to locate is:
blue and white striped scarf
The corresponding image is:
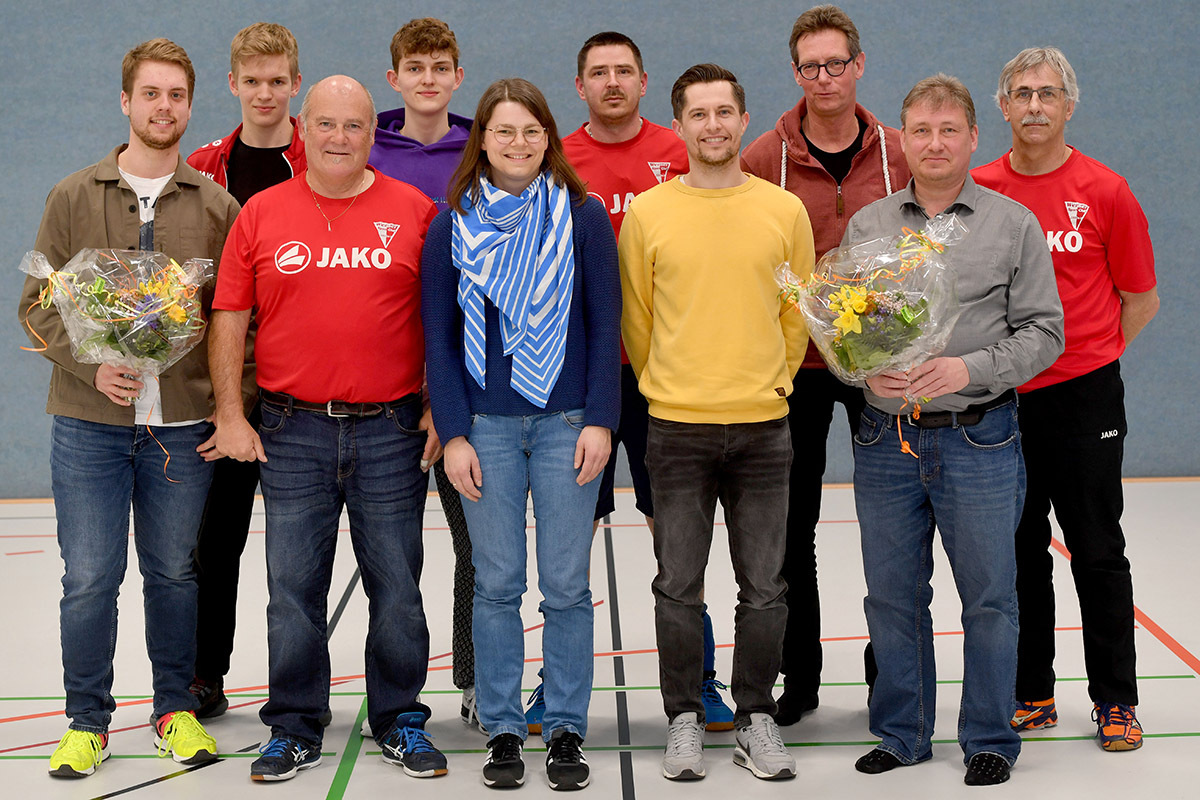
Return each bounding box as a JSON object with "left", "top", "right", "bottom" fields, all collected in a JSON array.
[{"left": 451, "top": 173, "right": 575, "bottom": 407}]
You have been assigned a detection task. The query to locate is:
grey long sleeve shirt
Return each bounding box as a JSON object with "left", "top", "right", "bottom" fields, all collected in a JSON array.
[{"left": 842, "top": 176, "right": 1065, "bottom": 413}]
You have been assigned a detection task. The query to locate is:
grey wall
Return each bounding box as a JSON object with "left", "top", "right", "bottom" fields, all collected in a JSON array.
[{"left": 2, "top": 0, "right": 1196, "bottom": 497}]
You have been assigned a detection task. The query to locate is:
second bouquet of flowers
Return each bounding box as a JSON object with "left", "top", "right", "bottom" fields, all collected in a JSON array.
[{"left": 778, "top": 214, "right": 968, "bottom": 384}]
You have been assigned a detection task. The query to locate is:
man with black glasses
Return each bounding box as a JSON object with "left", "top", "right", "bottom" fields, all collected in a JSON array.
[
  {"left": 973, "top": 46, "right": 1158, "bottom": 754},
  {"left": 741, "top": 4, "right": 909, "bottom": 724}
]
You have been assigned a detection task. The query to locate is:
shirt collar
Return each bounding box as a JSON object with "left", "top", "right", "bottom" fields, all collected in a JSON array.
[{"left": 899, "top": 174, "right": 979, "bottom": 216}]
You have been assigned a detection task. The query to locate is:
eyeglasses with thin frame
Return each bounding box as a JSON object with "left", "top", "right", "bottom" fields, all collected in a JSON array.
[
  {"left": 485, "top": 126, "right": 547, "bottom": 145},
  {"left": 1006, "top": 86, "right": 1068, "bottom": 105},
  {"left": 796, "top": 57, "right": 854, "bottom": 81}
]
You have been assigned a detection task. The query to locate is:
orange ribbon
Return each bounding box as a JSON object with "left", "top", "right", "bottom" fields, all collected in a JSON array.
[{"left": 896, "top": 397, "right": 921, "bottom": 459}]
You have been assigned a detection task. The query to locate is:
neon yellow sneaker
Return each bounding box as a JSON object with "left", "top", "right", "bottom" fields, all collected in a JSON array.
[
  {"left": 49, "top": 729, "right": 109, "bottom": 778},
  {"left": 155, "top": 710, "right": 218, "bottom": 764}
]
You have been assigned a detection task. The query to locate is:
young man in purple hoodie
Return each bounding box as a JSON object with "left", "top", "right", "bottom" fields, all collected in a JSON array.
[
  {"left": 367, "top": 17, "right": 481, "bottom": 736},
  {"left": 369, "top": 17, "right": 472, "bottom": 209}
]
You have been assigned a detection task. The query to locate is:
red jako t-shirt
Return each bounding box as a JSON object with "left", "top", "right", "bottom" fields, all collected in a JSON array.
[
  {"left": 214, "top": 168, "right": 437, "bottom": 403},
  {"left": 973, "top": 148, "right": 1156, "bottom": 391},
  {"left": 563, "top": 119, "right": 688, "bottom": 363}
]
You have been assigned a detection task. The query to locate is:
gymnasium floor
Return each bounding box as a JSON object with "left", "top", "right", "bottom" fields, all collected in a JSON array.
[{"left": 1, "top": 478, "right": 1196, "bottom": 799}]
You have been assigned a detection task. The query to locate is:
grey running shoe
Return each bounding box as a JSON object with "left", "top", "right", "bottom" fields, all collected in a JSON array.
[
  {"left": 732, "top": 713, "right": 795, "bottom": 780},
  {"left": 662, "top": 712, "right": 705, "bottom": 780}
]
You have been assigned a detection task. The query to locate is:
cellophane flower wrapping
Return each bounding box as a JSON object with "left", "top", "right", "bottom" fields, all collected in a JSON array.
[
  {"left": 20, "top": 248, "right": 214, "bottom": 376},
  {"left": 777, "top": 215, "right": 968, "bottom": 383}
]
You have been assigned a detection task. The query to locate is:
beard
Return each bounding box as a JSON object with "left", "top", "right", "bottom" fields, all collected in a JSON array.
[
  {"left": 694, "top": 145, "right": 738, "bottom": 168},
  {"left": 131, "top": 118, "right": 185, "bottom": 151}
]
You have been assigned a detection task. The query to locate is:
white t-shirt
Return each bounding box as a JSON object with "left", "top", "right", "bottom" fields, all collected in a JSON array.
[{"left": 119, "top": 168, "right": 205, "bottom": 428}]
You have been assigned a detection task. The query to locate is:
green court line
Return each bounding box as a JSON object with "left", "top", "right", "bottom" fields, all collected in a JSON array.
[
  {"left": 5, "top": 731, "right": 1198, "bottom": 763},
  {"left": 2, "top": 675, "right": 1193, "bottom": 702},
  {"left": 362, "top": 734, "right": 1200, "bottom": 758},
  {"left": 324, "top": 696, "right": 368, "bottom": 800}
]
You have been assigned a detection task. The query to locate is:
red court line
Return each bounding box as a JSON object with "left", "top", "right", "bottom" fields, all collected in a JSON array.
[
  {"left": 1049, "top": 536, "right": 1200, "bottom": 675},
  {"left": 4, "top": 550, "right": 44, "bottom": 556}
]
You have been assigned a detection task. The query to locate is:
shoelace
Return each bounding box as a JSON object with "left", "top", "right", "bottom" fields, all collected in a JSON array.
[
  {"left": 1094, "top": 703, "right": 1137, "bottom": 732},
  {"left": 60, "top": 730, "right": 105, "bottom": 762},
  {"left": 667, "top": 718, "right": 703, "bottom": 754},
  {"left": 701, "top": 679, "right": 729, "bottom": 704},
  {"left": 156, "top": 712, "right": 207, "bottom": 757},
  {"left": 742, "top": 718, "right": 786, "bottom": 752},
  {"left": 259, "top": 736, "right": 301, "bottom": 759},
  {"left": 489, "top": 734, "right": 523, "bottom": 762},
  {"left": 385, "top": 725, "right": 438, "bottom": 754},
  {"left": 549, "top": 733, "right": 583, "bottom": 764}
]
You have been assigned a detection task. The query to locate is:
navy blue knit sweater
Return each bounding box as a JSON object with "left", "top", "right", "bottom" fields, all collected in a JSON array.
[{"left": 421, "top": 194, "right": 621, "bottom": 443}]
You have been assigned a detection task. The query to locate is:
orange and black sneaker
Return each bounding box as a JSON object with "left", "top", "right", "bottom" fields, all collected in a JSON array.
[
  {"left": 1093, "top": 702, "right": 1143, "bottom": 751},
  {"left": 1010, "top": 698, "right": 1057, "bottom": 731}
]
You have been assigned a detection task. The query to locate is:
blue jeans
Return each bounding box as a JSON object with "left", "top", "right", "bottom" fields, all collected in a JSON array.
[
  {"left": 460, "top": 411, "right": 598, "bottom": 743},
  {"left": 51, "top": 416, "right": 215, "bottom": 732},
  {"left": 646, "top": 416, "right": 792, "bottom": 728},
  {"left": 257, "top": 396, "right": 431, "bottom": 745},
  {"left": 853, "top": 401, "right": 1024, "bottom": 766}
]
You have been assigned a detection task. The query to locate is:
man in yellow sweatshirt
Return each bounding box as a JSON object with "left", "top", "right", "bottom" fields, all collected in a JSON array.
[{"left": 619, "top": 63, "right": 815, "bottom": 783}]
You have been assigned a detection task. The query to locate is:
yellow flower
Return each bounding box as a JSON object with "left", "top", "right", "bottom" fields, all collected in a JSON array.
[
  {"left": 833, "top": 307, "right": 861, "bottom": 335},
  {"left": 165, "top": 304, "right": 187, "bottom": 324}
]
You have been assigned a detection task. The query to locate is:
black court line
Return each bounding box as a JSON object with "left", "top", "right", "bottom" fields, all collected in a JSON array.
[
  {"left": 328, "top": 567, "right": 363, "bottom": 636},
  {"left": 603, "top": 523, "right": 636, "bottom": 800},
  {"left": 87, "top": 565, "right": 364, "bottom": 797},
  {"left": 86, "top": 758, "right": 221, "bottom": 799}
]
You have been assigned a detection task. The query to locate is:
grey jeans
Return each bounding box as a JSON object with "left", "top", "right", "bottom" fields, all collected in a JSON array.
[{"left": 646, "top": 415, "right": 792, "bottom": 727}]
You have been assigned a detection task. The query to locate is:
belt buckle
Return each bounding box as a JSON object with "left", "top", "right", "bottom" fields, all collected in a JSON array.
[{"left": 326, "top": 400, "right": 350, "bottom": 418}]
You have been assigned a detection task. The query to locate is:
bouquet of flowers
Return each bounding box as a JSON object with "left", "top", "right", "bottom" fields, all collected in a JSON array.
[
  {"left": 778, "top": 215, "right": 968, "bottom": 384},
  {"left": 20, "top": 248, "right": 214, "bottom": 375}
]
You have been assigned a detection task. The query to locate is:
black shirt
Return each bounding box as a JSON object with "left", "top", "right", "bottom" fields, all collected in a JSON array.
[
  {"left": 226, "top": 137, "right": 293, "bottom": 206},
  {"left": 803, "top": 117, "right": 867, "bottom": 186}
]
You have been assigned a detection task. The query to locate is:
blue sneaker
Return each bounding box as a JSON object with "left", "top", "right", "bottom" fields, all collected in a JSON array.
[
  {"left": 525, "top": 672, "right": 546, "bottom": 735},
  {"left": 250, "top": 736, "right": 321, "bottom": 781},
  {"left": 380, "top": 711, "right": 448, "bottom": 778},
  {"left": 702, "top": 678, "right": 735, "bottom": 732}
]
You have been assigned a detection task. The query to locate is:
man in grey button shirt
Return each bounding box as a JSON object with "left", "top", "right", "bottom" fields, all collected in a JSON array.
[{"left": 842, "top": 74, "right": 1064, "bottom": 787}]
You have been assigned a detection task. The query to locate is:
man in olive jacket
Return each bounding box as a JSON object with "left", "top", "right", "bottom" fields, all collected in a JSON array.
[{"left": 18, "top": 39, "right": 240, "bottom": 779}]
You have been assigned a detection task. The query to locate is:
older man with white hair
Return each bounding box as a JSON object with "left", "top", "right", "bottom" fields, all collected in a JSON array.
[{"left": 209, "top": 75, "right": 444, "bottom": 782}]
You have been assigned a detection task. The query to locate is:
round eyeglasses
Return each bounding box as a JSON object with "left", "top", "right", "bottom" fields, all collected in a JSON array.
[
  {"left": 796, "top": 57, "right": 853, "bottom": 81},
  {"left": 485, "top": 126, "right": 547, "bottom": 144}
]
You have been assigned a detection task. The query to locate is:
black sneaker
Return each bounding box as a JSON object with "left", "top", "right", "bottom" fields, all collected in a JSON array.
[
  {"left": 964, "top": 752, "right": 1011, "bottom": 786},
  {"left": 773, "top": 686, "right": 818, "bottom": 726},
  {"left": 250, "top": 735, "right": 321, "bottom": 781},
  {"left": 545, "top": 730, "right": 589, "bottom": 791},
  {"left": 188, "top": 676, "right": 228, "bottom": 719},
  {"left": 483, "top": 733, "right": 525, "bottom": 788},
  {"left": 379, "top": 711, "right": 448, "bottom": 778}
]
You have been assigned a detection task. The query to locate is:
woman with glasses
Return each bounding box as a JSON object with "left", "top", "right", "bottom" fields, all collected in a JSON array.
[{"left": 421, "top": 78, "right": 621, "bottom": 791}]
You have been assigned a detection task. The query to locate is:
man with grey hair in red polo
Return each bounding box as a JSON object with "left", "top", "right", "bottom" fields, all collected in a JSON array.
[{"left": 973, "top": 46, "right": 1158, "bottom": 753}]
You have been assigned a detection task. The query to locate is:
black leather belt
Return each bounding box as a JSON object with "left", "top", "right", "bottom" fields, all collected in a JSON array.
[
  {"left": 903, "top": 390, "right": 1015, "bottom": 429},
  {"left": 260, "top": 389, "right": 418, "bottom": 418}
]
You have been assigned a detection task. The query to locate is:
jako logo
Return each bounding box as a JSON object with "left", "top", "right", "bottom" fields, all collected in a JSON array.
[
  {"left": 1100, "top": 429, "right": 1120, "bottom": 440},
  {"left": 1045, "top": 230, "right": 1083, "bottom": 253},
  {"left": 273, "top": 242, "right": 394, "bottom": 273},
  {"left": 275, "top": 241, "right": 312, "bottom": 274}
]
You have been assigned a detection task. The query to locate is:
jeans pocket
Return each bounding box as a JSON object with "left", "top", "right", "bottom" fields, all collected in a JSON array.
[
  {"left": 560, "top": 408, "right": 585, "bottom": 432},
  {"left": 959, "top": 406, "right": 1018, "bottom": 450},
  {"left": 388, "top": 402, "right": 423, "bottom": 436},
  {"left": 853, "top": 408, "right": 887, "bottom": 447},
  {"left": 259, "top": 401, "right": 288, "bottom": 434}
]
